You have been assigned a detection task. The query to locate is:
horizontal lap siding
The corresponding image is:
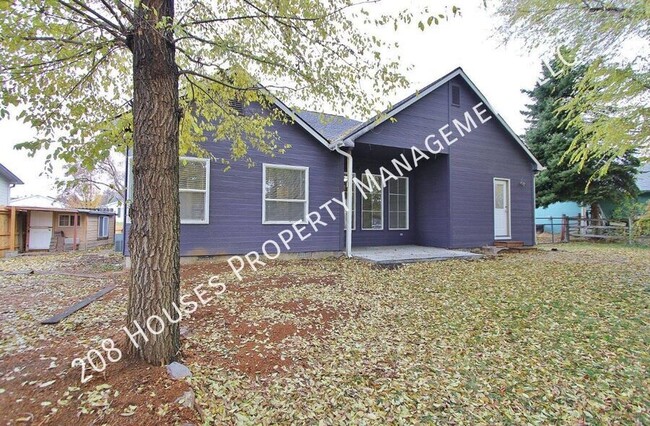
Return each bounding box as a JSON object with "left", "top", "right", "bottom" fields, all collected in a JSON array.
[
  {"left": 351, "top": 149, "right": 417, "bottom": 247},
  {"left": 125, "top": 113, "right": 345, "bottom": 257},
  {"left": 124, "top": 74, "right": 538, "bottom": 255},
  {"left": 355, "top": 88, "right": 451, "bottom": 152},
  {"left": 415, "top": 155, "right": 450, "bottom": 247},
  {"left": 447, "top": 77, "right": 536, "bottom": 247},
  {"left": 85, "top": 216, "right": 98, "bottom": 241},
  {"left": 353, "top": 86, "right": 454, "bottom": 247},
  {"left": 0, "top": 177, "right": 9, "bottom": 205},
  {"left": 84, "top": 216, "right": 115, "bottom": 249},
  {"left": 351, "top": 76, "right": 537, "bottom": 248}
]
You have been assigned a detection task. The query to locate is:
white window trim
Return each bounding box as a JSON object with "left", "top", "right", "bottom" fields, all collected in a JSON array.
[
  {"left": 361, "top": 173, "right": 384, "bottom": 231},
  {"left": 493, "top": 177, "right": 512, "bottom": 240},
  {"left": 126, "top": 155, "right": 211, "bottom": 225},
  {"left": 179, "top": 156, "right": 211, "bottom": 225},
  {"left": 388, "top": 176, "right": 409, "bottom": 231},
  {"left": 98, "top": 216, "right": 109, "bottom": 238},
  {"left": 262, "top": 163, "right": 309, "bottom": 225}
]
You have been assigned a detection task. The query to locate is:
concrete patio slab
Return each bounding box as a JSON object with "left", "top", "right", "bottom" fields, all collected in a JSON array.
[{"left": 352, "top": 245, "right": 481, "bottom": 265}]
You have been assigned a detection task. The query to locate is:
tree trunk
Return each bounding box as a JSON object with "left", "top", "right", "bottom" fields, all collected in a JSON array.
[
  {"left": 590, "top": 202, "right": 601, "bottom": 220},
  {"left": 591, "top": 202, "right": 601, "bottom": 235},
  {"left": 127, "top": 0, "right": 180, "bottom": 365}
]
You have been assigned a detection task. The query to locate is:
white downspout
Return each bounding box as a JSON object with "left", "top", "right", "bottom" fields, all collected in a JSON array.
[{"left": 334, "top": 145, "right": 353, "bottom": 257}]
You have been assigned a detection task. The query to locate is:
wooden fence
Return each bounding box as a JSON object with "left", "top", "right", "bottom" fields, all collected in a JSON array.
[
  {"left": 536, "top": 215, "right": 634, "bottom": 244},
  {"left": 0, "top": 207, "right": 17, "bottom": 257}
]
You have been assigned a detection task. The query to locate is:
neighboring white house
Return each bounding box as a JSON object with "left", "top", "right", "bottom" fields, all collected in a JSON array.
[
  {"left": 0, "top": 164, "right": 24, "bottom": 206},
  {"left": 10, "top": 195, "right": 66, "bottom": 209},
  {"left": 103, "top": 200, "right": 123, "bottom": 218},
  {"left": 103, "top": 200, "right": 125, "bottom": 232}
]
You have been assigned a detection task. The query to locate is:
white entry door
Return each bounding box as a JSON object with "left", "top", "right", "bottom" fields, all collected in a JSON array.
[
  {"left": 28, "top": 211, "right": 53, "bottom": 250},
  {"left": 494, "top": 178, "right": 511, "bottom": 239}
]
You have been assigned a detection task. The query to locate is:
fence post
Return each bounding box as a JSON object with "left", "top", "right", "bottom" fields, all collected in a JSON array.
[
  {"left": 550, "top": 216, "right": 555, "bottom": 244},
  {"left": 9, "top": 206, "right": 16, "bottom": 252},
  {"left": 628, "top": 217, "right": 633, "bottom": 245},
  {"left": 577, "top": 213, "right": 582, "bottom": 236}
]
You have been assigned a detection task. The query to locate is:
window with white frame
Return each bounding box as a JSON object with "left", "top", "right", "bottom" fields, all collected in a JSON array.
[
  {"left": 98, "top": 216, "right": 109, "bottom": 238},
  {"left": 344, "top": 172, "right": 357, "bottom": 230},
  {"left": 389, "top": 177, "right": 409, "bottom": 230},
  {"left": 59, "top": 214, "right": 80, "bottom": 227},
  {"left": 263, "top": 164, "right": 308, "bottom": 224},
  {"left": 127, "top": 156, "right": 211, "bottom": 224},
  {"left": 179, "top": 157, "right": 210, "bottom": 224},
  {"left": 361, "top": 174, "right": 383, "bottom": 230}
]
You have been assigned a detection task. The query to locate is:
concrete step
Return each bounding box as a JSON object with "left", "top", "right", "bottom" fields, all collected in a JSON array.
[
  {"left": 494, "top": 241, "right": 525, "bottom": 248},
  {"left": 503, "top": 247, "right": 539, "bottom": 253}
]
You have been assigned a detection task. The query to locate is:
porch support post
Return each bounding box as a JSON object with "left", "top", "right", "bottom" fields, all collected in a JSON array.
[{"left": 334, "top": 146, "right": 353, "bottom": 257}]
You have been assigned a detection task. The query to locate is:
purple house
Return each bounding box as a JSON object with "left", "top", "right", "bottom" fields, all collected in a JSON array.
[{"left": 124, "top": 68, "right": 542, "bottom": 260}]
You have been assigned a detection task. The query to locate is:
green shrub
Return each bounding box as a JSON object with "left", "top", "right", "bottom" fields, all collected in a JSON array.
[{"left": 635, "top": 203, "right": 650, "bottom": 237}]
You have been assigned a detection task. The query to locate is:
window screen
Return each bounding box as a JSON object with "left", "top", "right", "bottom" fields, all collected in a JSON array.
[
  {"left": 263, "top": 165, "right": 308, "bottom": 223},
  {"left": 361, "top": 174, "right": 383, "bottom": 230},
  {"left": 179, "top": 158, "right": 209, "bottom": 223},
  {"left": 127, "top": 156, "right": 210, "bottom": 224},
  {"left": 389, "top": 177, "right": 408, "bottom": 230}
]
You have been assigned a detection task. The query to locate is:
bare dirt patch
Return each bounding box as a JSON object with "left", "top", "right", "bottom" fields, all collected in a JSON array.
[
  {"left": 181, "top": 272, "right": 350, "bottom": 377},
  {"left": 0, "top": 252, "right": 349, "bottom": 424}
]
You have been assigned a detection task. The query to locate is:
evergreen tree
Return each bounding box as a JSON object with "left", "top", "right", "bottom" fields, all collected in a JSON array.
[
  {"left": 495, "top": 0, "right": 650, "bottom": 175},
  {"left": 523, "top": 58, "right": 640, "bottom": 219}
]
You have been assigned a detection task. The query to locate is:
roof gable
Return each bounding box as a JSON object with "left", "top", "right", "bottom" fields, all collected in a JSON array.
[
  {"left": 0, "top": 163, "right": 24, "bottom": 185},
  {"left": 337, "top": 68, "right": 544, "bottom": 171}
]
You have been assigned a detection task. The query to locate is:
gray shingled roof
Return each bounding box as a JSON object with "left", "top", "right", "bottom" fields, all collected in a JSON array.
[
  {"left": 637, "top": 163, "right": 650, "bottom": 193},
  {"left": 296, "top": 111, "right": 360, "bottom": 142},
  {"left": 0, "top": 163, "right": 23, "bottom": 184}
]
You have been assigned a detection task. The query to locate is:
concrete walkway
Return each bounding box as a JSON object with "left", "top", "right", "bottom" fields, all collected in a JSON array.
[{"left": 352, "top": 245, "right": 481, "bottom": 265}]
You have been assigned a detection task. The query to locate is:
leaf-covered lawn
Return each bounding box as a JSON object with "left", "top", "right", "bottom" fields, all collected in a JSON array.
[
  {"left": 0, "top": 244, "right": 648, "bottom": 424},
  {"left": 187, "top": 244, "right": 650, "bottom": 424}
]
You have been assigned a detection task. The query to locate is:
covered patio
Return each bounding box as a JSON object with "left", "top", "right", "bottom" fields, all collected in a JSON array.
[
  {"left": 348, "top": 143, "right": 452, "bottom": 250},
  {"left": 352, "top": 245, "right": 481, "bottom": 265}
]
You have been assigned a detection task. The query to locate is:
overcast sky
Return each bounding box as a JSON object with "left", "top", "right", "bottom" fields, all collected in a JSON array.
[{"left": 0, "top": 0, "right": 546, "bottom": 199}]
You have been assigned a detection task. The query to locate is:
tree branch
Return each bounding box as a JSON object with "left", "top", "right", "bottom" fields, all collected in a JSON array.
[
  {"left": 181, "top": 0, "right": 381, "bottom": 27},
  {"left": 98, "top": 0, "right": 129, "bottom": 33},
  {"left": 2, "top": 45, "right": 111, "bottom": 74},
  {"left": 57, "top": 0, "right": 127, "bottom": 43}
]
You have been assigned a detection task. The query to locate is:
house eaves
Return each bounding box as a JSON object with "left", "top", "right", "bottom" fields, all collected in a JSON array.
[
  {"left": 0, "top": 163, "right": 24, "bottom": 185},
  {"left": 336, "top": 67, "right": 544, "bottom": 171}
]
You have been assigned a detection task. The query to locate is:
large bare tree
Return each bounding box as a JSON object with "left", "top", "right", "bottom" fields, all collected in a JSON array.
[{"left": 1, "top": 0, "right": 448, "bottom": 364}]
